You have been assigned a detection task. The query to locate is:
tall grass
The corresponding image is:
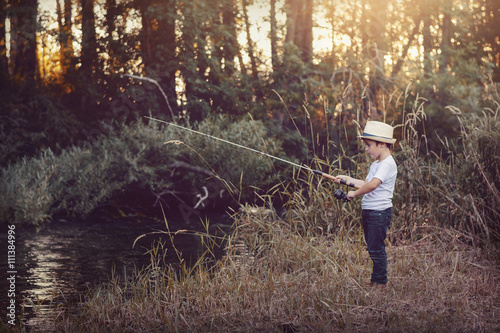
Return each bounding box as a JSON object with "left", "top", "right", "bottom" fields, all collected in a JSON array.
[{"left": 393, "top": 96, "right": 500, "bottom": 243}]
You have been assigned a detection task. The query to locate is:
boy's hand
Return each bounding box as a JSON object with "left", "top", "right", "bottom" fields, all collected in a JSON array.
[
  {"left": 347, "top": 191, "right": 356, "bottom": 200},
  {"left": 334, "top": 175, "right": 348, "bottom": 184}
]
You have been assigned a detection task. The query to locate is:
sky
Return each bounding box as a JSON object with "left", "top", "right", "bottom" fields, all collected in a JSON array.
[
  {"left": 39, "top": 0, "right": 56, "bottom": 11},
  {"left": 15, "top": 0, "right": 335, "bottom": 77}
]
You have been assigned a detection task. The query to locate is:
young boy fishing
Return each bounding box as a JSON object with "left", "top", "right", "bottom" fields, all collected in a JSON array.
[{"left": 334, "top": 121, "right": 397, "bottom": 290}]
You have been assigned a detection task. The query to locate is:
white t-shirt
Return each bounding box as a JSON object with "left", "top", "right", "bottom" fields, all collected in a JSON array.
[{"left": 361, "top": 155, "right": 397, "bottom": 210}]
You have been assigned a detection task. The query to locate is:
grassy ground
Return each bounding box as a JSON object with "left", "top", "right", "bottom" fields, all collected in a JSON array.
[{"left": 27, "top": 206, "right": 499, "bottom": 332}]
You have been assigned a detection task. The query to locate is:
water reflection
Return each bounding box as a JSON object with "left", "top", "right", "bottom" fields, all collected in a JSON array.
[{"left": 0, "top": 215, "right": 229, "bottom": 329}]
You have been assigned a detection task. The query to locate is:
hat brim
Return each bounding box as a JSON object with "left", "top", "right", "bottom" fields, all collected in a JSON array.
[{"left": 358, "top": 133, "right": 396, "bottom": 144}]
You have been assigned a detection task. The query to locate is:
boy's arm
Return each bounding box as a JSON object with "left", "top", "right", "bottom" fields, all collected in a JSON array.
[
  {"left": 335, "top": 175, "right": 366, "bottom": 188},
  {"left": 347, "top": 178, "right": 382, "bottom": 200}
]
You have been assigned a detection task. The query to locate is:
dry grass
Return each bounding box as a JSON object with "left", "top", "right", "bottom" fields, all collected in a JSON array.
[{"left": 34, "top": 206, "right": 499, "bottom": 333}]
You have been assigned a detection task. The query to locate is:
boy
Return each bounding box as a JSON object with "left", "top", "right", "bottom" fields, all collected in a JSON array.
[{"left": 335, "top": 121, "right": 397, "bottom": 290}]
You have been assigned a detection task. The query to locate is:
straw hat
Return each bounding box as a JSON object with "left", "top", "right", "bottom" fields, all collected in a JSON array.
[{"left": 358, "top": 121, "right": 396, "bottom": 144}]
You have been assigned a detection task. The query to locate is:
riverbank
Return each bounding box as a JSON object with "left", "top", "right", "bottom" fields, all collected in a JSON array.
[{"left": 25, "top": 207, "right": 500, "bottom": 332}]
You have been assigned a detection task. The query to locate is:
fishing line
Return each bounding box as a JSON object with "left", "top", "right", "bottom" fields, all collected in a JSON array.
[
  {"left": 144, "top": 116, "right": 360, "bottom": 189},
  {"left": 145, "top": 116, "right": 313, "bottom": 172}
]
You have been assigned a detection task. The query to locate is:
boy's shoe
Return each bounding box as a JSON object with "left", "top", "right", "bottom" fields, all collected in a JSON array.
[{"left": 369, "top": 281, "right": 387, "bottom": 290}]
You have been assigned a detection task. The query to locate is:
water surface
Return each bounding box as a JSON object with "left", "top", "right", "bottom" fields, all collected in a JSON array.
[{"left": 1, "top": 214, "right": 230, "bottom": 329}]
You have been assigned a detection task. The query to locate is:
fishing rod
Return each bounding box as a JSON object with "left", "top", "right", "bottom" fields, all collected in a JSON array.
[{"left": 145, "top": 116, "right": 360, "bottom": 192}]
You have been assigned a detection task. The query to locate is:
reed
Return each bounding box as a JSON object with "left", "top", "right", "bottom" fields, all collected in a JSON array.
[{"left": 392, "top": 94, "right": 500, "bottom": 243}]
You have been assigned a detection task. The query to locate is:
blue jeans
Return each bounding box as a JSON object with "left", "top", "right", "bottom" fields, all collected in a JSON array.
[{"left": 362, "top": 207, "right": 392, "bottom": 284}]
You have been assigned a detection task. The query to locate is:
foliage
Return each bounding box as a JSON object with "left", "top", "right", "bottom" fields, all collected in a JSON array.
[
  {"left": 0, "top": 116, "right": 285, "bottom": 225},
  {"left": 169, "top": 115, "right": 286, "bottom": 203},
  {"left": 0, "top": 94, "right": 81, "bottom": 168},
  {"left": 0, "top": 121, "right": 174, "bottom": 226},
  {"left": 392, "top": 94, "right": 500, "bottom": 243}
]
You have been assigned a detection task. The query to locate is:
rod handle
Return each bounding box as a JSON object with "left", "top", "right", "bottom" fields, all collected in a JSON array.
[{"left": 313, "top": 169, "right": 336, "bottom": 181}]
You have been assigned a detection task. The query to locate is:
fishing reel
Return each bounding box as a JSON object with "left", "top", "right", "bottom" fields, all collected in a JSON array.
[{"left": 333, "top": 189, "right": 349, "bottom": 202}]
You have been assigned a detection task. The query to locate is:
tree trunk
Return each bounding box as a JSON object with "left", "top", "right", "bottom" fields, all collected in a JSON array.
[
  {"left": 103, "top": 0, "right": 119, "bottom": 76},
  {"left": 301, "top": 0, "right": 313, "bottom": 63},
  {"left": 284, "top": 0, "right": 313, "bottom": 63},
  {"left": 421, "top": 6, "right": 433, "bottom": 77},
  {"left": 56, "top": 0, "right": 74, "bottom": 79},
  {"left": 0, "top": 0, "right": 9, "bottom": 91},
  {"left": 439, "top": 6, "right": 451, "bottom": 74},
  {"left": 9, "top": 0, "right": 38, "bottom": 93},
  {"left": 242, "top": 0, "right": 262, "bottom": 101},
  {"left": 222, "top": 0, "right": 237, "bottom": 76},
  {"left": 81, "top": 0, "right": 98, "bottom": 77},
  {"left": 242, "top": 0, "right": 257, "bottom": 80},
  {"left": 364, "top": 0, "right": 387, "bottom": 117},
  {"left": 105, "top": 0, "right": 116, "bottom": 37},
  {"left": 482, "top": 0, "right": 500, "bottom": 81},
  {"left": 178, "top": 0, "right": 206, "bottom": 121},
  {"left": 138, "top": 0, "right": 177, "bottom": 119},
  {"left": 285, "top": 0, "right": 298, "bottom": 44},
  {"left": 392, "top": 18, "right": 421, "bottom": 77},
  {"left": 270, "top": 0, "right": 278, "bottom": 72}
]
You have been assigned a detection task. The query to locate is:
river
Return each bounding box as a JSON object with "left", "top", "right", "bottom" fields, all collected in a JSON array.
[{"left": 1, "top": 212, "right": 232, "bottom": 329}]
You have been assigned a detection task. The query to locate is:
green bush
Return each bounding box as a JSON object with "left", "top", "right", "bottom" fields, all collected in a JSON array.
[
  {"left": 0, "top": 95, "right": 81, "bottom": 168},
  {"left": 0, "top": 121, "right": 175, "bottom": 226},
  {"left": 0, "top": 116, "right": 284, "bottom": 226},
  {"left": 180, "top": 115, "right": 285, "bottom": 201}
]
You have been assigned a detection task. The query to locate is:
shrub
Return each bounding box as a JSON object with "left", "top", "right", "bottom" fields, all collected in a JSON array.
[
  {"left": 0, "top": 121, "right": 175, "bottom": 226},
  {"left": 391, "top": 95, "right": 500, "bottom": 243},
  {"left": 0, "top": 116, "right": 284, "bottom": 226},
  {"left": 180, "top": 115, "right": 284, "bottom": 200},
  {"left": 0, "top": 95, "right": 80, "bottom": 168}
]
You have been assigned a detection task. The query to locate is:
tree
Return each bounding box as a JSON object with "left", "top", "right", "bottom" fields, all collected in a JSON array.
[
  {"left": 241, "top": 0, "right": 261, "bottom": 100},
  {"left": 137, "top": 0, "right": 177, "bottom": 119},
  {"left": 421, "top": 0, "right": 434, "bottom": 77},
  {"left": 301, "top": 0, "right": 313, "bottom": 63},
  {"left": 439, "top": 1, "right": 452, "bottom": 74},
  {"left": 270, "top": 0, "right": 278, "bottom": 72},
  {"left": 0, "top": 0, "right": 8, "bottom": 91},
  {"left": 9, "top": 0, "right": 38, "bottom": 93},
  {"left": 56, "top": 0, "right": 74, "bottom": 79},
  {"left": 284, "top": 0, "right": 313, "bottom": 63},
  {"left": 363, "top": 0, "right": 388, "bottom": 118},
  {"left": 475, "top": 0, "right": 500, "bottom": 81},
  {"left": 81, "top": 0, "right": 98, "bottom": 77},
  {"left": 221, "top": 0, "right": 238, "bottom": 76}
]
